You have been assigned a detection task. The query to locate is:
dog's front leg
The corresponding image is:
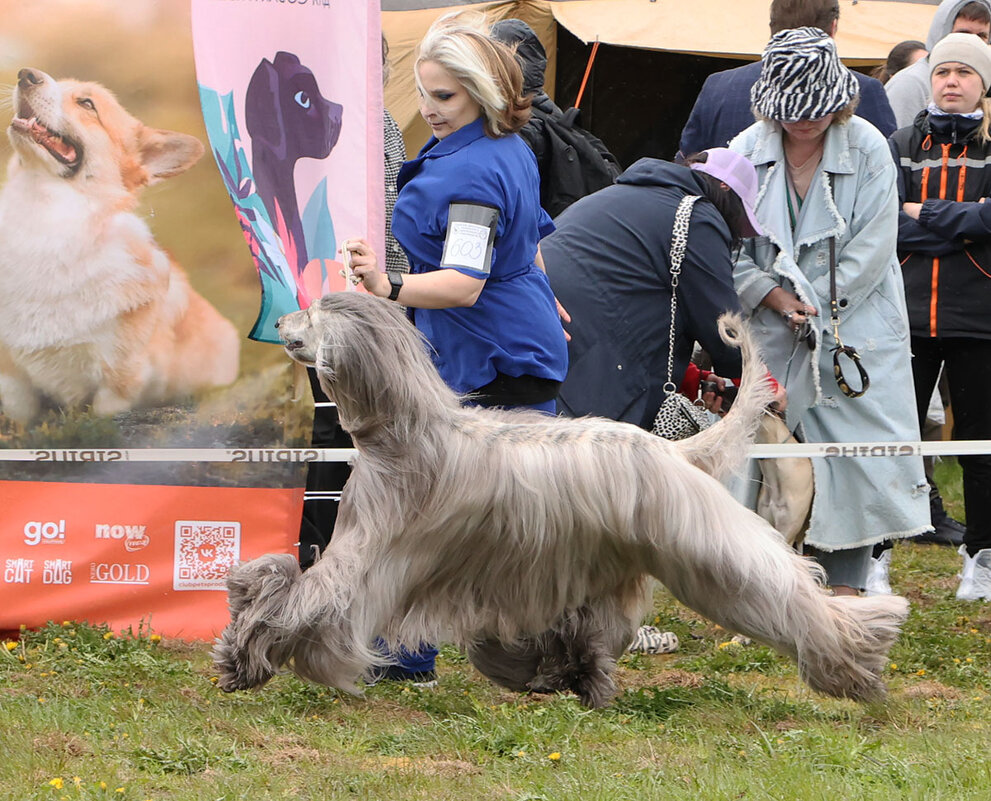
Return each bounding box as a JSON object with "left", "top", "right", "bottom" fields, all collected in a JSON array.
[{"left": 0, "top": 349, "right": 41, "bottom": 424}]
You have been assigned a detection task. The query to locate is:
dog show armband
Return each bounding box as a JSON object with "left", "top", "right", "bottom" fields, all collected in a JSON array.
[{"left": 440, "top": 203, "right": 499, "bottom": 275}]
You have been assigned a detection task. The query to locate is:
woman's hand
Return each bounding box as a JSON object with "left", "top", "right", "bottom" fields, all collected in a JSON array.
[
  {"left": 769, "top": 381, "right": 788, "bottom": 414},
  {"left": 700, "top": 374, "right": 730, "bottom": 415},
  {"left": 902, "top": 202, "right": 923, "bottom": 220},
  {"left": 760, "top": 286, "right": 818, "bottom": 333},
  {"left": 346, "top": 239, "right": 390, "bottom": 298}
]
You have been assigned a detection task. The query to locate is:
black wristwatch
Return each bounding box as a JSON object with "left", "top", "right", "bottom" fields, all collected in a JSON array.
[{"left": 386, "top": 270, "right": 403, "bottom": 301}]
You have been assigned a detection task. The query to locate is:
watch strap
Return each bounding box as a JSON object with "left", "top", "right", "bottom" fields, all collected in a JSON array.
[{"left": 386, "top": 271, "right": 403, "bottom": 301}]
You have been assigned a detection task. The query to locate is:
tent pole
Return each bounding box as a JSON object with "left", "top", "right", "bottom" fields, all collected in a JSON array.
[{"left": 573, "top": 37, "right": 599, "bottom": 110}]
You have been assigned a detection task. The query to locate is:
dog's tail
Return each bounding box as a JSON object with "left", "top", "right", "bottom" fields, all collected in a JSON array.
[{"left": 674, "top": 312, "right": 775, "bottom": 480}]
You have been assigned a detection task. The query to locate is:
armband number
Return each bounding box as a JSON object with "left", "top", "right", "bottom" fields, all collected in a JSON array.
[{"left": 440, "top": 202, "right": 499, "bottom": 275}]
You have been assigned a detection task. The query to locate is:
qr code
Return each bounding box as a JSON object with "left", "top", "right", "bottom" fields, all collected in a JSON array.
[{"left": 173, "top": 520, "right": 240, "bottom": 591}]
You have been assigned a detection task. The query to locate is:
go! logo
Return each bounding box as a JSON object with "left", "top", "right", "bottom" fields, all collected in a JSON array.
[{"left": 23, "top": 520, "right": 66, "bottom": 546}]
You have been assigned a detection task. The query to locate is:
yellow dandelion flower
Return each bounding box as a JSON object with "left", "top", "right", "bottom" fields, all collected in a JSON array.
[
  {"left": 916, "top": 669, "right": 926, "bottom": 676},
  {"left": 100, "top": 782, "right": 108, "bottom": 790},
  {"left": 149, "top": 634, "right": 162, "bottom": 644},
  {"left": 967, "top": 657, "right": 974, "bottom": 663},
  {"left": 48, "top": 778, "right": 64, "bottom": 790},
  {"left": 517, "top": 750, "right": 526, "bottom": 757},
  {"left": 548, "top": 752, "right": 561, "bottom": 761},
  {"left": 890, "top": 663, "right": 898, "bottom": 670},
  {"left": 72, "top": 777, "right": 82, "bottom": 787},
  {"left": 138, "top": 698, "right": 145, "bottom": 705},
  {"left": 37, "top": 697, "right": 46, "bottom": 703},
  {"left": 209, "top": 676, "right": 218, "bottom": 684},
  {"left": 115, "top": 787, "right": 125, "bottom": 793},
  {"left": 103, "top": 632, "right": 115, "bottom": 640},
  {"left": 4, "top": 641, "right": 17, "bottom": 651},
  {"left": 61, "top": 620, "right": 70, "bottom": 626},
  {"left": 19, "top": 624, "right": 26, "bottom": 631},
  {"left": 954, "top": 658, "right": 962, "bottom": 664}
]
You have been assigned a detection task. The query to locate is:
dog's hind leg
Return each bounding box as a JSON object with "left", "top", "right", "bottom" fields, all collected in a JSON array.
[
  {"left": 468, "top": 599, "right": 636, "bottom": 709},
  {"left": 648, "top": 508, "right": 907, "bottom": 702},
  {"left": 531, "top": 602, "right": 634, "bottom": 709}
]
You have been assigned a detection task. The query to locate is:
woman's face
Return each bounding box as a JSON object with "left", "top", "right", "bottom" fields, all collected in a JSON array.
[
  {"left": 417, "top": 60, "right": 482, "bottom": 140},
  {"left": 932, "top": 62, "right": 985, "bottom": 114},
  {"left": 780, "top": 113, "right": 835, "bottom": 144}
]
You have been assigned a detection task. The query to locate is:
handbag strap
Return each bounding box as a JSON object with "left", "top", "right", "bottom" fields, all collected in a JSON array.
[{"left": 663, "top": 194, "right": 702, "bottom": 393}]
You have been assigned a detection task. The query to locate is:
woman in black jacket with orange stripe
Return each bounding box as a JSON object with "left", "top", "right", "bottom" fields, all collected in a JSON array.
[{"left": 889, "top": 32, "right": 991, "bottom": 600}]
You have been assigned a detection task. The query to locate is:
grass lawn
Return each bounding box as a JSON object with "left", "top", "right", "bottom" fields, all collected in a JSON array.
[{"left": 2, "top": 462, "right": 988, "bottom": 801}]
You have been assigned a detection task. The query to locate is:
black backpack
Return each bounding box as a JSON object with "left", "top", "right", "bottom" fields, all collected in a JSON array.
[{"left": 525, "top": 106, "right": 622, "bottom": 218}]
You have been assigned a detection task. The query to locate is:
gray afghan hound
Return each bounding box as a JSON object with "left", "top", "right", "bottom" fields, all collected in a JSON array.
[{"left": 213, "top": 292, "right": 908, "bottom": 708}]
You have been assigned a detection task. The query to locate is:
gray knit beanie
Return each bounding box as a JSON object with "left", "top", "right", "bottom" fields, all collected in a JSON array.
[{"left": 929, "top": 32, "right": 991, "bottom": 90}]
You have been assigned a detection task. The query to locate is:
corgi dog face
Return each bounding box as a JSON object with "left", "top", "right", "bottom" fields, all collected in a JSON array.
[
  {"left": 8, "top": 67, "right": 204, "bottom": 194},
  {"left": 0, "top": 68, "right": 239, "bottom": 425}
]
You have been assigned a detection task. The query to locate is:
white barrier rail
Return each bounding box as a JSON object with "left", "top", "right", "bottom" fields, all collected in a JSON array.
[{"left": 2, "top": 441, "right": 991, "bottom": 462}]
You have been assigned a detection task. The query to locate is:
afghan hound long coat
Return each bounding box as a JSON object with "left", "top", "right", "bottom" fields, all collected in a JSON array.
[{"left": 214, "top": 292, "right": 908, "bottom": 708}]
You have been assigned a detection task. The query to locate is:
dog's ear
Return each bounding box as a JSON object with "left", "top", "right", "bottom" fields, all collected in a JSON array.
[
  {"left": 138, "top": 128, "right": 205, "bottom": 183},
  {"left": 245, "top": 58, "right": 286, "bottom": 153}
]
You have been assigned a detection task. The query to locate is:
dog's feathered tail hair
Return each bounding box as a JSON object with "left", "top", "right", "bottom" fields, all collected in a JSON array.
[{"left": 675, "top": 312, "right": 776, "bottom": 480}]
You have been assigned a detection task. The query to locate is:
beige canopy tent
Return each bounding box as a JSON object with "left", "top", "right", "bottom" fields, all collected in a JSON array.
[
  {"left": 383, "top": 0, "right": 938, "bottom": 160},
  {"left": 550, "top": 0, "right": 937, "bottom": 63}
]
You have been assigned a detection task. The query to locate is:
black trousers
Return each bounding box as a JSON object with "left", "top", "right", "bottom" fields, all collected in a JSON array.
[
  {"left": 298, "top": 368, "right": 353, "bottom": 569},
  {"left": 911, "top": 336, "right": 991, "bottom": 554}
]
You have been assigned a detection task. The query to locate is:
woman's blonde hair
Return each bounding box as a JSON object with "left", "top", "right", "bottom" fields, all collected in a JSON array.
[
  {"left": 415, "top": 12, "right": 530, "bottom": 137},
  {"left": 977, "top": 97, "right": 991, "bottom": 143},
  {"left": 753, "top": 95, "right": 860, "bottom": 126}
]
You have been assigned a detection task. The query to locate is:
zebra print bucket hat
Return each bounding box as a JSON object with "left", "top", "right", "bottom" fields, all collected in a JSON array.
[{"left": 751, "top": 27, "right": 859, "bottom": 123}]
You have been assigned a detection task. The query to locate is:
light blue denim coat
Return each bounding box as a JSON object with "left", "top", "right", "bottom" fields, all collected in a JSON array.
[{"left": 730, "top": 117, "right": 930, "bottom": 551}]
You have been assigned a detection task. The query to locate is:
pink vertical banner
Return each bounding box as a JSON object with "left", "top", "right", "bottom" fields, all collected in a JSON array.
[{"left": 191, "top": 0, "right": 384, "bottom": 343}]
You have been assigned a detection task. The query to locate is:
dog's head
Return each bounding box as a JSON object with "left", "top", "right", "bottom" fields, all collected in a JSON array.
[
  {"left": 276, "top": 293, "right": 456, "bottom": 425},
  {"left": 212, "top": 553, "right": 302, "bottom": 692},
  {"left": 245, "top": 52, "right": 343, "bottom": 164},
  {"left": 8, "top": 67, "right": 204, "bottom": 192}
]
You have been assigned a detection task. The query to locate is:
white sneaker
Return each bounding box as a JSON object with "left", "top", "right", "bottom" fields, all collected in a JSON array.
[
  {"left": 956, "top": 546, "right": 991, "bottom": 600},
  {"left": 864, "top": 549, "right": 892, "bottom": 596}
]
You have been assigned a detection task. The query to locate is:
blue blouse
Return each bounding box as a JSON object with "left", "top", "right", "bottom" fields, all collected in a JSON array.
[{"left": 391, "top": 118, "right": 567, "bottom": 394}]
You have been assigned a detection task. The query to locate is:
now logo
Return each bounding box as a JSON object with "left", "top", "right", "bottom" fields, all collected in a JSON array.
[
  {"left": 95, "top": 524, "right": 150, "bottom": 552},
  {"left": 24, "top": 520, "right": 66, "bottom": 546}
]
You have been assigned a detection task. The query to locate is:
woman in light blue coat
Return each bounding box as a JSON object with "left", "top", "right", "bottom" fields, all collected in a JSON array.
[{"left": 730, "top": 28, "right": 930, "bottom": 593}]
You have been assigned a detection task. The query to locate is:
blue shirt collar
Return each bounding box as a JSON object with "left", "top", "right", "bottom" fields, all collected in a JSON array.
[{"left": 416, "top": 117, "right": 487, "bottom": 159}]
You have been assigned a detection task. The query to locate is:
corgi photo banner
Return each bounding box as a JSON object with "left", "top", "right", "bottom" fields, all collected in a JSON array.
[
  {"left": 191, "top": 0, "right": 385, "bottom": 343},
  {"left": 0, "top": 0, "right": 310, "bottom": 642}
]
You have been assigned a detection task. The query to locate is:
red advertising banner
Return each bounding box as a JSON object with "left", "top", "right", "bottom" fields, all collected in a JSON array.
[{"left": 0, "top": 482, "right": 302, "bottom": 640}]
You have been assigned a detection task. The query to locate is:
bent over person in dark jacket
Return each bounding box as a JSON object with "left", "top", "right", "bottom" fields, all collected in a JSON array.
[
  {"left": 888, "top": 32, "right": 991, "bottom": 599},
  {"left": 541, "top": 150, "right": 763, "bottom": 429}
]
